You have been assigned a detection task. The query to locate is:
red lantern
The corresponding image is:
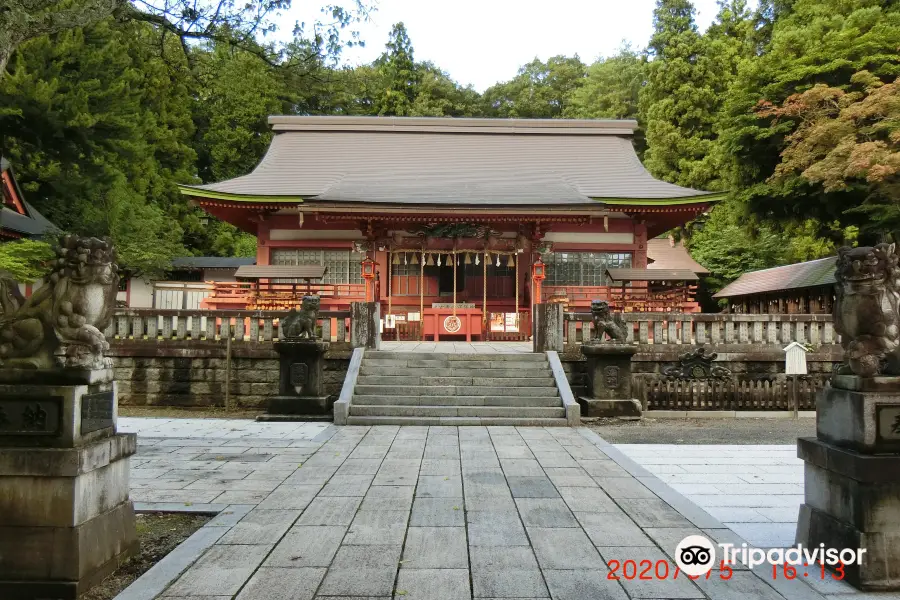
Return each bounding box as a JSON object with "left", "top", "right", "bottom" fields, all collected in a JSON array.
[
  {"left": 361, "top": 256, "right": 376, "bottom": 302},
  {"left": 532, "top": 258, "right": 546, "bottom": 304},
  {"left": 361, "top": 257, "right": 376, "bottom": 280},
  {"left": 532, "top": 259, "right": 546, "bottom": 282}
]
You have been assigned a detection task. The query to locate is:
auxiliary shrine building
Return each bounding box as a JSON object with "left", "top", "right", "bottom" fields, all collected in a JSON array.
[{"left": 180, "top": 117, "right": 721, "bottom": 340}]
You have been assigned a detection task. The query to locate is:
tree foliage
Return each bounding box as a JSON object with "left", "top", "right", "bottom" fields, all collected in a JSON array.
[
  {"left": 482, "top": 56, "right": 587, "bottom": 118},
  {"left": 719, "top": 0, "right": 900, "bottom": 242},
  {"left": 0, "top": 238, "right": 54, "bottom": 282}
]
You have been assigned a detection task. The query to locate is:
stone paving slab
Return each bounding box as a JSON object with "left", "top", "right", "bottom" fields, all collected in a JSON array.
[{"left": 117, "top": 420, "right": 899, "bottom": 600}]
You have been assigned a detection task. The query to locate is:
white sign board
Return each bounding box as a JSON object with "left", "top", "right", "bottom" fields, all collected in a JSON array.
[{"left": 783, "top": 342, "right": 808, "bottom": 375}]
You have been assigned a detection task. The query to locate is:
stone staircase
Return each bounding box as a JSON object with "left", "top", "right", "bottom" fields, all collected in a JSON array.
[{"left": 346, "top": 351, "right": 570, "bottom": 425}]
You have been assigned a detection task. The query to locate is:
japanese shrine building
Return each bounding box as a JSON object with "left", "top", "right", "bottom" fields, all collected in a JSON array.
[{"left": 180, "top": 116, "right": 722, "bottom": 340}]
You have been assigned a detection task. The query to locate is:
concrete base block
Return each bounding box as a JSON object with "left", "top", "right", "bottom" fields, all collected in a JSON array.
[
  {"left": 0, "top": 374, "right": 117, "bottom": 448},
  {"left": 797, "top": 437, "right": 900, "bottom": 590},
  {"left": 0, "top": 434, "right": 138, "bottom": 598},
  {"left": 578, "top": 397, "right": 642, "bottom": 419},
  {"left": 817, "top": 379, "right": 900, "bottom": 453},
  {"left": 267, "top": 395, "right": 333, "bottom": 416}
]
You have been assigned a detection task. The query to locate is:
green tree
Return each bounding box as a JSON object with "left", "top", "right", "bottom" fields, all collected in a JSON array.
[
  {"left": 0, "top": 20, "right": 192, "bottom": 275},
  {"left": 719, "top": 0, "right": 900, "bottom": 242},
  {"left": 564, "top": 46, "right": 645, "bottom": 120},
  {"left": 564, "top": 45, "right": 647, "bottom": 151},
  {"left": 1, "top": 0, "right": 370, "bottom": 75},
  {"left": 410, "top": 63, "right": 482, "bottom": 117},
  {"left": 639, "top": 0, "right": 751, "bottom": 190},
  {"left": 482, "top": 56, "right": 586, "bottom": 118},
  {"left": 687, "top": 201, "right": 791, "bottom": 291},
  {"left": 372, "top": 22, "right": 419, "bottom": 116},
  {"left": 0, "top": 239, "right": 54, "bottom": 282}
]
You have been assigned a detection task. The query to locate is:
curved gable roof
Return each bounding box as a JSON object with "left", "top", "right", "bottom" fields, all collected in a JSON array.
[{"left": 180, "top": 117, "right": 722, "bottom": 207}]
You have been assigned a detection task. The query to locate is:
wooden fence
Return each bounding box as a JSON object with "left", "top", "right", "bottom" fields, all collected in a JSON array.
[
  {"left": 635, "top": 373, "right": 829, "bottom": 411},
  {"left": 564, "top": 312, "right": 837, "bottom": 347},
  {"left": 107, "top": 309, "right": 352, "bottom": 343}
]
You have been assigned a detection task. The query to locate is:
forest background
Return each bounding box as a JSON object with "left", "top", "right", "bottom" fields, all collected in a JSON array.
[{"left": 1, "top": 0, "right": 898, "bottom": 295}]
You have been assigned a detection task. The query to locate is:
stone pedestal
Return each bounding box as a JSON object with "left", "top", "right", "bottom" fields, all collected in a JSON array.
[
  {"left": 797, "top": 375, "right": 900, "bottom": 590},
  {"left": 269, "top": 340, "right": 332, "bottom": 415},
  {"left": 0, "top": 368, "right": 137, "bottom": 599},
  {"left": 579, "top": 343, "right": 641, "bottom": 418}
]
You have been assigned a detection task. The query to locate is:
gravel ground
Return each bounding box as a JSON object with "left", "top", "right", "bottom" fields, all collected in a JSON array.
[
  {"left": 588, "top": 416, "right": 816, "bottom": 444},
  {"left": 80, "top": 513, "right": 209, "bottom": 600}
]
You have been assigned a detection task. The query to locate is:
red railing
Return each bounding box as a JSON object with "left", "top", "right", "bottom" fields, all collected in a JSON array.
[
  {"left": 205, "top": 281, "right": 366, "bottom": 310},
  {"left": 542, "top": 285, "right": 698, "bottom": 312}
]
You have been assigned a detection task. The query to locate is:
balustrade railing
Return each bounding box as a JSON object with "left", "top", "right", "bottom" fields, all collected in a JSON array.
[
  {"left": 563, "top": 312, "right": 838, "bottom": 347},
  {"left": 107, "top": 309, "right": 352, "bottom": 343}
]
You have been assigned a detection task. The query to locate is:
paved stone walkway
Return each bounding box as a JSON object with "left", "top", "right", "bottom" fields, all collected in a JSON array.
[
  {"left": 617, "top": 445, "right": 804, "bottom": 550},
  {"left": 116, "top": 418, "right": 900, "bottom": 600}
]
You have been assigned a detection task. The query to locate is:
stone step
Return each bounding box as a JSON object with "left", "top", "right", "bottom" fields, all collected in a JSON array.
[
  {"left": 345, "top": 415, "right": 568, "bottom": 426},
  {"left": 355, "top": 375, "right": 554, "bottom": 387},
  {"left": 358, "top": 366, "right": 551, "bottom": 378},
  {"left": 362, "top": 359, "right": 547, "bottom": 370},
  {"left": 364, "top": 352, "right": 546, "bottom": 361},
  {"left": 349, "top": 405, "right": 566, "bottom": 418},
  {"left": 351, "top": 395, "right": 563, "bottom": 407},
  {"left": 354, "top": 385, "right": 560, "bottom": 397}
]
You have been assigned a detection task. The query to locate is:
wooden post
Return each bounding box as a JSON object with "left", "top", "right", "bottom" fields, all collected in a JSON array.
[
  {"left": 225, "top": 335, "right": 233, "bottom": 412},
  {"left": 792, "top": 375, "right": 799, "bottom": 419}
]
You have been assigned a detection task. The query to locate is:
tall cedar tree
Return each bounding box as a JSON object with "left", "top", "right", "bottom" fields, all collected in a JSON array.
[
  {"left": 0, "top": 20, "right": 191, "bottom": 276},
  {"left": 373, "top": 23, "right": 419, "bottom": 116},
  {"left": 640, "top": 0, "right": 745, "bottom": 190}
]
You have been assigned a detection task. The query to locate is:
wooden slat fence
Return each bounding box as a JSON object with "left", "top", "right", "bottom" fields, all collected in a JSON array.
[{"left": 634, "top": 373, "right": 829, "bottom": 411}]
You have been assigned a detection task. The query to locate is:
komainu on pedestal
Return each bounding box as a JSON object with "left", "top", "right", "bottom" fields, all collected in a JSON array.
[
  {"left": 579, "top": 300, "right": 640, "bottom": 418},
  {"left": 797, "top": 242, "right": 900, "bottom": 591},
  {"left": 0, "top": 235, "right": 137, "bottom": 600},
  {"left": 268, "top": 295, "right": 333, "bottom": 417}
]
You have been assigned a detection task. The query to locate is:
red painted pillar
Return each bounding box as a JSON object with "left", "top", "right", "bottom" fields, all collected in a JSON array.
[{"left": 634, "top": 221, "right": 648, "bottom": 268}]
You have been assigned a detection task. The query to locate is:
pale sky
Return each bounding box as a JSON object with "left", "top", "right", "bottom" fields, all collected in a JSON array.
[{"left": 281, "top": 0, "right": 726, "bottom": 92}]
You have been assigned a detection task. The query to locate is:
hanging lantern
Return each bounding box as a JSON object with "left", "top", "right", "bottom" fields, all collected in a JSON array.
[
  {"left": 361, "top": 257, "right": 376, "bottom": 280},
  {"left": 404, "top": 253, "right": 408, "bottom": 265},
  {"left": 475, "top": 253, "right": 480, "bottom": 266},
  {"left": 426, "top": 253, "right": 434, "bottom": 266},
  {"left": 437, "top": 254, "right": 442, "bottom": 266},
  {"left": 392, "top": 252, "right": 400, "bottom": 265},
  {"left": 411, "top": 252, "right": 419, "bottom": 265},
  {"left": 532, "top": 258, "right": 546, "bottom": 282},
  {"left": 457, "top": 254, "right": 461, "bottom": 265},
  {"left": 464, "top": 253, "right": 472, "bottom": 265},
  {"left": 496, "top": 254, "right": 501, "bottom": 267},
  {"left": 507, "top": 254, "right": 515, "bottom": 268}
]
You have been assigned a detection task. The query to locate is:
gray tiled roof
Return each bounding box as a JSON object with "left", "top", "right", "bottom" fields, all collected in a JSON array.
[
  {"left": 182, "top": 117, "right": 717, "bottom": 206},
  {"left": 713, "top": 257, "right": 837, "bottom": 298},
  {"left": 171, "top": 256, "right": 256, "bottom": 270},
  {"left": 647, "top": 238, "right": 709, "bottom": 274},
  {"left": 0, "top": 201, "right": 57, "bottom": 237}
]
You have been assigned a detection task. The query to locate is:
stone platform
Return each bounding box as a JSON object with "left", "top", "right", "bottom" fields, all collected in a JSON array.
[{"left": 116, "top": 421, "right": 849, "bottom": 600}]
